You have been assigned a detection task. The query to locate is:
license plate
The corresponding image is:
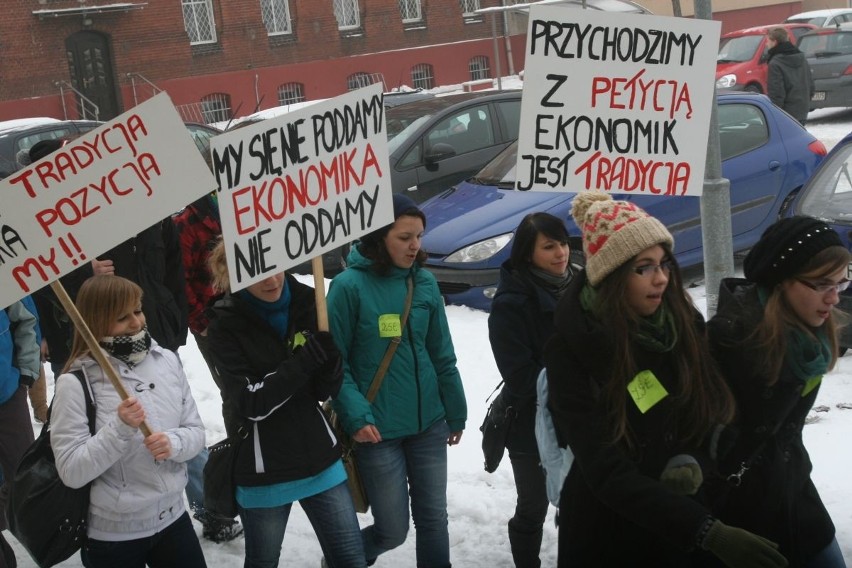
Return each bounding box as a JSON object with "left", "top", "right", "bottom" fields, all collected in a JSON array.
[{"left": 813, "top": 92, "right": 826, "bottom": 101}]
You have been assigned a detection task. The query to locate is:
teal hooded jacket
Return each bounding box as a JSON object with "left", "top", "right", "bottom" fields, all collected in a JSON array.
[{"left": 327, "top": 246, "right": 467, "bottom": 440}]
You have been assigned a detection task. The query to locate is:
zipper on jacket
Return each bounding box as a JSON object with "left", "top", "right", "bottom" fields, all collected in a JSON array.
[{"left": 407, "top": 316, "right": 422, "bottom": 432}]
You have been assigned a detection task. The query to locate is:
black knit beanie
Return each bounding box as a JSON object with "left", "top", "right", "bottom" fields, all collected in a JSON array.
[
  {"left": 360, "top": 193, "right": 420, "bottom": 245},
  {"left": 743, "top": 216, "right": 843, "bottom": 287}
]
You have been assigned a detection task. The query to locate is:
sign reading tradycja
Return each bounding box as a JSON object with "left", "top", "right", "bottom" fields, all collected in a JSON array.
[
  {"left": 516, "top": 7, "right": 721, "bottom": 197},
  {"left": 0, "top": 93, "right": 217, "bottom": 309},
  {"left": 211, "top": 83, "right": 393, "bottom": 293}
]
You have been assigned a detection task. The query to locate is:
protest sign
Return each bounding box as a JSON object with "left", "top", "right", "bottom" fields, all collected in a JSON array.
[
  {"left": 211, "top": 83, "right": 393, "bottom": 293},
  {"left": 0, "top": 92, "right": 217, "bottom": 309},
  {"left": 516, "top": 7, "right": 721, "bottom": 197}
]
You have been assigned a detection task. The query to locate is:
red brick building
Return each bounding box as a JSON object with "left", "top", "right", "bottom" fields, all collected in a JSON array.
[{"left": 0, "top": 0, "right": 523, "bottom": 122}]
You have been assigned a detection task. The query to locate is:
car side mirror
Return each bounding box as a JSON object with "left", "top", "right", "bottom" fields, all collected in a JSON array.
[{"left": 425, "top": 143, "right": 457, "bottom": 164}]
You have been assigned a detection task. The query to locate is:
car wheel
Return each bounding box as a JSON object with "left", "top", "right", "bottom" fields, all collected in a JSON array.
[{"left": 744, "top": 84, "right": 762, "bottom": 94}]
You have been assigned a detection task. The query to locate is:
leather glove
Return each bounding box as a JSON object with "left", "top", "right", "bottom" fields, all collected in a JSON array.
[
  {"left": 660, "top": 459, "right": 703, "bottom": 496},
  {"left": 702, "top": 520, "right": 788, "bottom": 568}
]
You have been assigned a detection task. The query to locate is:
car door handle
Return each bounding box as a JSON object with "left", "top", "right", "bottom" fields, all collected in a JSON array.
[{"left": 769, "top": 160, "right": 781, "bottom": 171}]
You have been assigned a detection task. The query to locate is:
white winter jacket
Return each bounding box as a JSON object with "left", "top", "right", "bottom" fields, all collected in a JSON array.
[{"left": 50, "top": 342, "right": 205, "bottom": 541}]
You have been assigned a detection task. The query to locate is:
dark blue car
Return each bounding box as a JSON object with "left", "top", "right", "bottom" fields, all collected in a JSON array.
[{"left": 420, "top": 91, "right": 827, "bottom": 311}]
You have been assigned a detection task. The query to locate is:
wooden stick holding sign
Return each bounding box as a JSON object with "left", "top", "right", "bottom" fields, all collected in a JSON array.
[
  {"left": 312, "top": 257, "right": 329, "bottom": 332},
  {"left": 50, "top": 280, "right": 153, "bottom": 438}
]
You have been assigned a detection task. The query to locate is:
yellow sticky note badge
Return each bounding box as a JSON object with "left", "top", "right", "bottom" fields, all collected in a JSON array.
[
  {"left": 378, "top": 314, "right": 402, "bottom": 338},
  {"left": 802, "top": 375, "right": 823, "bottom": 398},
  {"left": 627, "top": 370, "right": 669, "bottom": 414}
]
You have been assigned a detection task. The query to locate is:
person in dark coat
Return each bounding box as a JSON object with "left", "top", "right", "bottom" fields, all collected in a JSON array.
[
  {"left": 543, "top": 193, "right": 787, "bottom": 568},
  {"left": 708, "top": 216, "right": 849, "bottom": 567},
  {"left": 487, "top": 212, "right": 572, "bottom": 567},
  {"left": 766, "top": 26, "right": 815, "bottom": 125},
  {"left": 204, "top": 239, "right": 366, "bottom": 568}
]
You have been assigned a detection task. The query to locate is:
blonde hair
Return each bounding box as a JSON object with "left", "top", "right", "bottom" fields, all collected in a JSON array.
[
  {"left": 62, "top": 275, "right": 143, "bottom": 372},
  {"left": 208, "top": 236, "right": 231, "bottom": 293}
]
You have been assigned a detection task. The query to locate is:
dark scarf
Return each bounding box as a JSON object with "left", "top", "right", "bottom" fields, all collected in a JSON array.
[
  {"left": 236, "top": 281, "right": 292, "bottom": 339},
  {"left": 528, "top": 265, "right": 573, "bottom": 300},
  {"left": 99, "top": 326, "right": 152, "bottom": 368},
  {"left": 768, "top": 40, "right": 800, "bottom": 60}
]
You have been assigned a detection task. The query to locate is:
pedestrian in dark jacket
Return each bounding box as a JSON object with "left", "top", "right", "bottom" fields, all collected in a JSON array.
[
  {"left": 205, "top": 239, "right": 365, "bottom": 568},
  {"left": 543, "top": 193, "right": 786, "bottom": 567},
  {"left": 327, "top": 193, "right": 467, "bottom": 568},
  {"left": 487, "top": 212, "right": 572, "bottom": 567},
  {"left": 767, "top": 27, "right": 815, "bottom": 125},
  {"left": 708, "top": 216, "right": 849, "bottom": 567}
]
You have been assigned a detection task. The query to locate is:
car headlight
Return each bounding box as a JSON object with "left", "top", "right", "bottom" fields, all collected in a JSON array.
[
  {"left": 445, "top": 233, "right": 513, "bottom": 263},
  {"left": 716, "top": 74, "right": 737, "bottom": 89}
]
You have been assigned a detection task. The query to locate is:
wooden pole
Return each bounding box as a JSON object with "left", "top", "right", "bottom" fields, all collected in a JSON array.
[
  {"left": 311, "top": 257, "right": 329, "bottom": 332},
  {"left": 50, "top": 280, "right": 153, "bottom": 437}
]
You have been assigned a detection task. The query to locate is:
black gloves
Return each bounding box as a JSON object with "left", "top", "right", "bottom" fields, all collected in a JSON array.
[
  {"left": 702, "top": 520, "right": 788, "bottom": 568},
  {"left": 297, "top": 332, "right": 342, "bottom": 381}
]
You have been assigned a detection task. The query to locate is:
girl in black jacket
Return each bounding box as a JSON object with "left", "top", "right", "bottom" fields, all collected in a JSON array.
[
  {"left": 487, "top": 212, "right": 572, "bottom": 567},
  {"left": 205, "top": 240, "right": 366, "bottom": 568},
  {"left": 708, "top": 216, "right": 849, "bottom": 567},
  {"left": 544, "top": 193, "right": 786, "bottom": 568}
]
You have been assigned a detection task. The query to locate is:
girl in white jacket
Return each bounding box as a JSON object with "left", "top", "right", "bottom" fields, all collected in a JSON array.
[{"left": 51, "top": 275, "right": 207, "bottom": 568}]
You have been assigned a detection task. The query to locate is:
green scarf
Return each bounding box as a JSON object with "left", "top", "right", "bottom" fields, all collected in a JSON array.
[{"left": 580, "top": 283, "right": 677, "bottom": 353}]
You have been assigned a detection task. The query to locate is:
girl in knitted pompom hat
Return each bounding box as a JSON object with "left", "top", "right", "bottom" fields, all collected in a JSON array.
[
  {"left": 543, "top": 193, "right": 786, "bottom": 567},
  {"left": 707, "top": 216, "right": 850, "bottom": 567}
]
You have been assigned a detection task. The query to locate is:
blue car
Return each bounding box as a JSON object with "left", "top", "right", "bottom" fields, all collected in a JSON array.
[
  {"left": 786, "top": 129, "right": 852, "bottom": 348},
  {"left": 420, "top": 91, "right": 827, "bottom": 311}
]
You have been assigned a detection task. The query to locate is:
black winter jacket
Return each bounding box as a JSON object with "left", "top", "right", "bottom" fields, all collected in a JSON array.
[
  {"left": 205, "top": 275, "right": 343, "bottom": 487},
  {"left": 767, "top": 41, "right": 815, "bottom": 124},
  {"left": 543, "top": 272, "right": 717, "bottom": 566},
  {"left": 707, "top": 278, "right": 836, "bottom": 565},
  {"left": 488, "top": 262, "right": 560, "bottom": 455}
]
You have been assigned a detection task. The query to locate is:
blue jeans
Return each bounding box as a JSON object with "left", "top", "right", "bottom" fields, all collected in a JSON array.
[
  {"left": 806, "top": 537, "right": 847, "bottom": 568},
  {"left": 238, "top": 481, "right": 365, "bottom": 568},
  {"left": 356, "top": 420, "right": 451, "bottom": 568},
  {"left": 81, "top": 512, "right": 206, "bottom": 568},
  {"left": 186, "top": 447, "right": 208, "bottom": 515}
]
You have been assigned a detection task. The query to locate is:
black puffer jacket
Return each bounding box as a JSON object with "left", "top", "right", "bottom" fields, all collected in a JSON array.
[
  {"left": 707, "top": 278, "right": 836, "bottom": 565},
  {"left": 205, "top": 275, "right": 343, "bottom": 487},
  {"left": 488, "top": 261, "right": 560, "bottom": 455}
]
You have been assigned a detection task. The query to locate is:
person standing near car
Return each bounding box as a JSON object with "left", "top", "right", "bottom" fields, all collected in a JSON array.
[
  {"left": 487, "top": 212, "right": 572, "bottom": 567},
  {"left": 707, "top": 216, "right": 849, "bottom": 567},
  {"left": 766, "top": 26, "right": 815, "bottom": 125}
]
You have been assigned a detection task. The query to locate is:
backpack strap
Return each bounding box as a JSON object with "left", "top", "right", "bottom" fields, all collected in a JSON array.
[{"left": 46, "top": 370, "right": 97, "bottom": 437}]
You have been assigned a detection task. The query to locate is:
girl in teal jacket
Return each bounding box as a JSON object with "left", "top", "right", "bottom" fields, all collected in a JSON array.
[{"left": 328, "top": 194, "right": 467, "bottom": 568}]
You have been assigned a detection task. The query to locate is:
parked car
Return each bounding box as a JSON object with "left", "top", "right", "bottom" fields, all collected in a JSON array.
[
  {"left": 185, "top": 121, "right": 221, "bottom": 154},
  {"left": 386, "top": 90, "right": 522, "bottom": 203},
  {"left": 785, "top": 129, "right": 852, "bottom": 348},
  {"left": 798, "top": 24, "right": 852, "bottom": 110},
  {"left": 419, "top": 91, "right": 827, "bottom": 311},
  {"left": 785, "top": 8, "right": 852, "bottom": 28},
  {"left": 716, "top": 23, "right": 816, "bottom": 93},
  {"left": 0, "top": 119, "right": 101, "bottom": 179}
]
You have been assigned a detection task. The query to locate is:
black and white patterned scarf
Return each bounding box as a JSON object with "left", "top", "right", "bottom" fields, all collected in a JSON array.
[{"left": 99, "top": 326, "right": 152, "bottom": 368}]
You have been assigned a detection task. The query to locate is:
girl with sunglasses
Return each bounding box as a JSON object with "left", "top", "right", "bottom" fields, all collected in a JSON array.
[
  {"left": 543, "top": 193, "right": 785, "bottom": 567},
  {"left": 708, "top": 215, "right": 850, "bottom": 567}
]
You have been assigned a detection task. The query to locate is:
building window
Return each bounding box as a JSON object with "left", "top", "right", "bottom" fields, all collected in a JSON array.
[
  {"left": 278, "top": 82, "right": 305, "bottom": 105},
  {"left": 261, "top": 0, "right": 292, "bottom": 35},
  {"left": 347, "top": 72, "right": 377, "bottom": 91},
  {"left": 201, "top": 93, "right": 231, "bottom": 123},
  {"left": 469, "top": 56, "right": 490, "bottom": 80},
  {"left": 411, "top": 64, "right": 434, "bottom": 90},
  {"left": 334, "top": 0, "right": 361, "bottom": 30},
  {"left": 459, "top": 0, "right": 480, "bottom": 16},
  {"left": 182, "top": 0, "right": 217, "bottom": 45},
  {"left": 399, "top": 0, "right": 422, "bottom": 22}
]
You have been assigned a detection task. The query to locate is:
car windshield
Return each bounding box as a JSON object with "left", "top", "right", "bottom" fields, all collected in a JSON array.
[
  {"left": 798, "top": 142, "right": 852, "bottom": 222},
  {"left": 798, "top": 31, "right": 852, "bottom": 57},
  {"left": 718, "top": 34, "right": 763, "bottom": 62},
  {"left": 469, "top": 141, "right": 518, "bottom": 187},
  {"left": 788, "top": 16, "right": 827, "bottom": 26}
]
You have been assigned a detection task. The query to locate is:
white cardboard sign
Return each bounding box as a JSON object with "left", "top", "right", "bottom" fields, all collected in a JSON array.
[
  {"left": 516, "top": 7, "right": 721, "bottom": 197},
  {"left": 0, "top": 92, "right": 217, "bottom": 309},
  {"left": 211, "top": 83, "right": 393, "bottom": 293}
]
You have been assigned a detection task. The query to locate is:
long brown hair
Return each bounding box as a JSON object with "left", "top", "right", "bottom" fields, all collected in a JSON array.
[
  {"left": 592, "top": 244, "right": 736, "bottom": 449},
  {"left": 750, "top": 246, "right": 849, "bottom": 383},
  {"left": 358, "top": 212, "right": 427, "bottom": 275},
  {"left": 62, "top": 275, "right": 143, "bottom": 373}
]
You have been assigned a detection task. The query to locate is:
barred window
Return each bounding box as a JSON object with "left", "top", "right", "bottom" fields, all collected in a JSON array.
[
  {"left": 347, "top": 72, "right": 376, "bottom": 91},
  {"left": 411, "top": 64, "right": 434, "bottom": 90},
  {"left": 333, "top": 0, "right": 361, "bottom": 30},
  {"left": 201, "top": 93, "right": 231, "bottom": 123},
  {"left": 399, "top": 0, "right": 422, "bottom": 22},
  {"left": 182, "top": 0, "right": 217, "bottom": 45},
  {"left": 278, "top": 82, "right": 305, "bottom": 105},
  {"left": 459, "top": 0, "right": 480, "bottom": 16},
  {"left": 469, "top": 56, "right": 490, "bottom": 80},
  {"left": 261, "top": 0, "right": 292, "bottom": 35}
]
